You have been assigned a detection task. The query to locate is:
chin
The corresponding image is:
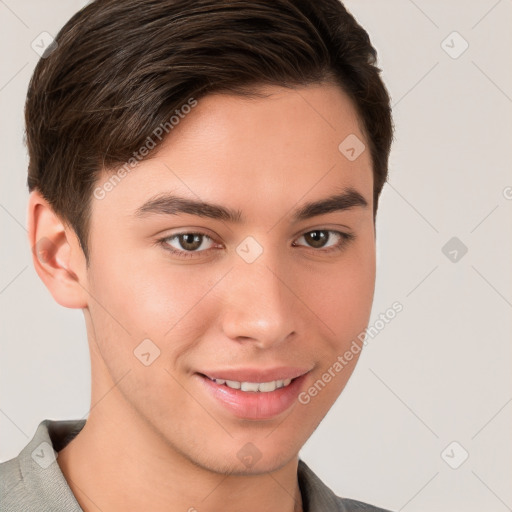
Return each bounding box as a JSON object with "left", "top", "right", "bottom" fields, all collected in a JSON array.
[{"left": 186, "top": 440, "right": 301, "bottom": 476}]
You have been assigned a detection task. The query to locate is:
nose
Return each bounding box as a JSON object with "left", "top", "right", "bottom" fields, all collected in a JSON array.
[{"left": 220, "top": 254, "right": 299, "bottom": 349}]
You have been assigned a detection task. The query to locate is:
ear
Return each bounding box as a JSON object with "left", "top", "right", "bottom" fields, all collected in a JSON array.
[{"left": 27, "top": 190, "right": 88, "bottom": 309}]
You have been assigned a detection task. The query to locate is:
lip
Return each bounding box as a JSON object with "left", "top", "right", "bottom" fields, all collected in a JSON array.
[{"left": 196, "top": 367, "right": 311, "bottom": 420}]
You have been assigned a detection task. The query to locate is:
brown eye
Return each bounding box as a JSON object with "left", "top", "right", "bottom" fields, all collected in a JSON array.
[
  {"left": 293, "top": 230, "right": 355, "bottom": 253},
  {"left": 303, "top": 230, "right": 329, "bottom": 248},
  {"left": 161, "top": 232, "right": 217, "bottom": 256},
  {"left": 178, "top": 233, "right": 203, "bottom": 251}
]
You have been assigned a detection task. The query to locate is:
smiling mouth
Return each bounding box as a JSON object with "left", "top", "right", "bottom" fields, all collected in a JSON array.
[
  {"left": 202, "top": 375, "right": 295, "bottom": 393},
  {"left": 198, "top": 370, "right": 310, "bottom": 419}
]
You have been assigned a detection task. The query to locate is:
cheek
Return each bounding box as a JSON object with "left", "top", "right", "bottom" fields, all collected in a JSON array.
[
  {"left": 301, "top": 240, "right": 376, "bottom": 347},
  {"left": 86, "top": 248, "right": 222, "bottom": 358},
  {"left": 85, "top": 253, "right": 218, "bottom": 410}
]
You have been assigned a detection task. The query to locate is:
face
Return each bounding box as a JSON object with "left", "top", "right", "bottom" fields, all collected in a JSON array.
[{"left": 84, "top": 83, "right": 375, "bottom": 474}]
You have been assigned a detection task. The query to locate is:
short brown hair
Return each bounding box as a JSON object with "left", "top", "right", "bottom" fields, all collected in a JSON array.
[{"left": 25, "top": 0, "right": 393, "bottom": 261}]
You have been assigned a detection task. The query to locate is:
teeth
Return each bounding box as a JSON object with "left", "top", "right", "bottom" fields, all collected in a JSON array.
[
  {"left": 225, "top": 379, "right": 240, "bottom": 389},
  {"left": 212, "top": 377, "right": 294, "bottom": 392},
  {"left": 258, "top": 381, "right": 277, "bottom": 392},
  {"left": 241, "top": 382, "right": 259, "bottom": 392}
]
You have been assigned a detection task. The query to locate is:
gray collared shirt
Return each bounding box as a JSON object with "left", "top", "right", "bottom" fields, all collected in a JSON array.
[{"left": 1, "top": 419, "right": 392, "bottom": 511}]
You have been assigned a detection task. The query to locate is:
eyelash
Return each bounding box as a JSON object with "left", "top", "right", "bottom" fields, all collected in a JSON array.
[{"left": 156, "top": 229, "right": 355, "bottom": 259}]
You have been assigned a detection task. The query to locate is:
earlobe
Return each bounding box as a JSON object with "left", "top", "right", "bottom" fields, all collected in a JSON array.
[{"left": 27, "top": 190, "right": 88, "bottom": 309}]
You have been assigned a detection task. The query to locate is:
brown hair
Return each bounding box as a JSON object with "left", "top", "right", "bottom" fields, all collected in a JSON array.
[{"left": 25, "top": 0, "right": 393, "bottom": 261}]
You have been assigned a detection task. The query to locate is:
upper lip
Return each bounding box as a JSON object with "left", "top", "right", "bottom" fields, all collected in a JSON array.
[{"left": 199, "top": 367, "right": 311, "bottom": 383}]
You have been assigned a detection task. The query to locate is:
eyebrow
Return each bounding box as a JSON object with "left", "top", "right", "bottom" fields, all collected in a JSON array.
[{"left": 134, "top": 187, "right": 368, "bottom": 223}]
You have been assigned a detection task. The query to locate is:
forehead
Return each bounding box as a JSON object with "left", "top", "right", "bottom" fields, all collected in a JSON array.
[
  {"left": 163, "top": 82, "right": 368, "bottom": 169},
  {"left": 92, "top": 82, "right": 373, "bottom": 223}
]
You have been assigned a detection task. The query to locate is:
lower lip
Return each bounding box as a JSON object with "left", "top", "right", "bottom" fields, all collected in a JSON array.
[{"left": 198, "top": 374, "right": 308, "bottom": 420}]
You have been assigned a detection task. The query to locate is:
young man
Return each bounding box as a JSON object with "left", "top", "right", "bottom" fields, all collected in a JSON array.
[{"left": 1, "top": 0, "right": 394, "bottom": 510}]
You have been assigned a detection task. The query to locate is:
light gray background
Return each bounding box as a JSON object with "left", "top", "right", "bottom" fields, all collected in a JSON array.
[{"left": 1, "top": 1, "right": 511, "bottom": 511}]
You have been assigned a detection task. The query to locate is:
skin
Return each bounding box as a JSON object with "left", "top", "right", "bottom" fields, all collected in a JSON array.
[{"left": 28, "top": 82, "right": 376, "bottom": 512}]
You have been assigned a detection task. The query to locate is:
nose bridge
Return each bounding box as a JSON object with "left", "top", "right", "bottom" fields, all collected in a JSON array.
[{"left": 220, "top": 245, "right": 298, "bottom": 347}]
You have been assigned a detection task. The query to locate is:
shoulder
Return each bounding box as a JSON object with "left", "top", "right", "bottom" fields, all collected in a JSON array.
[
  {"left": 0, "top": 419, "right": 51, "bottom": 511},
  {"left": 0, "top": 457, "right": 24, "bottom": 510},
  {"left": 0, "top": 418, "right": 85, "bottom": 512},
  {"left": 298, "top": 459, "right": 394, "bottom": 512}
]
